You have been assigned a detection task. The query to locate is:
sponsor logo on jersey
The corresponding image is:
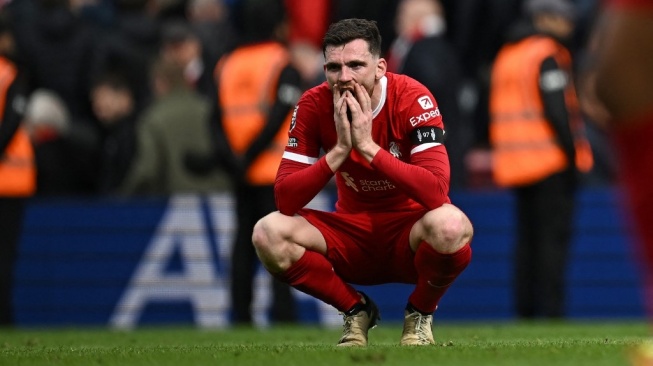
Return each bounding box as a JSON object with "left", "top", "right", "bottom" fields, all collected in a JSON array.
[
  {"left": 418, "top": 96, "right": 434, "bottom": 110},
  {"left": 409, "top": 107, "right": 441, "bottom": 126},
  {"left": 340, "top": 172, "right": 359, "bottom": 192},
  {"left": 341, "top": 172, "right": 397, "bottom": 192},
  {"left": 289, "top": 105, "right": 299, "bottom": 132},
  {"left": 287, "top": 137, "right": 298, "bottom": 148},
  {"left": 360, "top": 179, "right": 396, "bottom": 191},
  {"left": 389, "top": 141, "right": 401, "bottom": 158}
]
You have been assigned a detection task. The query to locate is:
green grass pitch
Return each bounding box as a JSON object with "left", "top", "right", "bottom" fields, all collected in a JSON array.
[{"left": 0, "top": 321, "right": 649, "bottom": 366}]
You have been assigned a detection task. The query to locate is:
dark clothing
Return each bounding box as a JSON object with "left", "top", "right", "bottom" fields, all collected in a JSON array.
[
  {"left": 513, "top": 169, "right": 576, "bottom": 318},
  {"left": 540, "top": 57, "right": 577, "bottom": 171},
  {"left": 33, "top": 133, "right": 98, "bottom": 197},
  {"left": 191, "top": 21, "right": 238, "bottom": 97},
  {"left": 230, "top": 184, "right": 296, "bottom": 323},
  {"left": 96, "top": 115, "right": 138, "bottom": 195},
  {"left": 0, "top": 197, "right": 26, "bottom": 325},
  {"left": 91, "top": 11, "right": 161, "bottom": 113},
  {"left": 13, "top": 2, "right": 98, "bottom": 121}
]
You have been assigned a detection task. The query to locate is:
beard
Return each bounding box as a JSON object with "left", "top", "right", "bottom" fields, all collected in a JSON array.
[{"left": 335, "top": 80, "right": 373, "bottom": 122}]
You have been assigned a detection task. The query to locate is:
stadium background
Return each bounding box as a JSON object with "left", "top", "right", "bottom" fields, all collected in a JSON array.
[{"left": 13, "top": 186, "right": 645, "bottom": 329}]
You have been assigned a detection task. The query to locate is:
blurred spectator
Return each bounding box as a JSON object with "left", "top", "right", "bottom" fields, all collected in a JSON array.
[
  {"left": 442, "top": 0, "right": 523, "bottom": 149},
  {"left": 283, "top": 0, "right": 328, "bottom": 90},
  {"left": 160, "top": 19, "right": 215, "bottom": 100},
  {"left": 284, "top": 0, "right": 330, "bottom": 50},
  {"left": 69, "top": 0, "right": 114, "bottom": 29},
  {"left": 90, "top": 71, "right": 139, "bottom": 195},
  {"left": 187, "top": 0, "right": 301, "bottom": 325},
  {"left": 157, "top": 0, "right": 186, "bottom": 19},
  {"left": 23, "top": 88, "right": 99, "bottom": 196},
  {"left": 186, "top": 0, "right": 238, "bottom": 72},
  {"left": 331, "top": 0, "right": 401, "bottom": 57},
  {"left": 11, "top": 0, "right": 98, "bottom": 122},
  {"left": 397, "top": 0, "right": 470, "bottom": 189},
  {"left": 576, "top": 15, "right": 617, "bottom": 186},
  {"left": 91, "top": 0, "right": 161, "bottom": 115},
  {"left": 289, "top": 41, "right": 324, "bottom": 89},
  {"left": 119, "top": 57, "right": 230, "bottom": 196},
  {"left": 24, "top": 89, "right": 70, "bottom": 143},
  {"left": 23, "top": 89, "right": 63, "bottom": 185},
  {"left": 488, "top": 0, "right": 594, "bottom": 319},
  {"left": 387, "top": 0, "right": 445, "bottom": 72},
  {"left": 0, "top": 10, "right": 34, "bottom": 325}
]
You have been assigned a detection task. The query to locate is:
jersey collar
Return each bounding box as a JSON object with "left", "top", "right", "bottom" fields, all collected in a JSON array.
[{"left": 372, "top": 76, "right": 387, "bottom": 119}]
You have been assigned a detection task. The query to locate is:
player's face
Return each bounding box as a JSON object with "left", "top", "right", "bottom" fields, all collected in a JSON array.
[{"left": 323, "top": 39, "right": 384, "bottom": 97}]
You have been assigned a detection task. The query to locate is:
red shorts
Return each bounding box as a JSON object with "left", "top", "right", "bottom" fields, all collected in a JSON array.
[{"left": 298, "top": 208, "right": 428, "bottom": 285}]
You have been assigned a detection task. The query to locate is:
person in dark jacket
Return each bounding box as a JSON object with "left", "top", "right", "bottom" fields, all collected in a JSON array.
[
  {"left": 90, "top": 0, "right": 161, "bottom": 115},
  {"left": 90, "top": 71, "right": 139, "bottom": 195}
]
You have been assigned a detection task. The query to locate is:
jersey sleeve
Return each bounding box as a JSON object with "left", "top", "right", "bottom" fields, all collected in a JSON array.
[
  {"left": 274, "top": 91, "right": 334, "bottom": 215},
  {"left": 371, "top": 79, "right": 451, "bottom": 209}
]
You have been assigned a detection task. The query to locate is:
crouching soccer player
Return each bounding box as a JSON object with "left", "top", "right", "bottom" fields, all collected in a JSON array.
[{"left": 252, "top": 18, "right": 473, "bottom": 346}]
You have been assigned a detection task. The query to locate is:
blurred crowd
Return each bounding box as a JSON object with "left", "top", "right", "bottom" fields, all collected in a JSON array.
[{"left": 0, "top": 0, "right": 613, "bottom": 198}]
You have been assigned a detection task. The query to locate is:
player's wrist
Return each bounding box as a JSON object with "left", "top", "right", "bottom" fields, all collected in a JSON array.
[
  {"left": 356, "top": 142, "right": 381, "bottom": 162},
  {"left": 326, "top": 145, "right": 351, "bottom": 171}
]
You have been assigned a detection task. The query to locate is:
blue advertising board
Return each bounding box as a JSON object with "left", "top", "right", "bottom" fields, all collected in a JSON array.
[{"left": 13, "top": 188, "right": 646, "bottom": 328}]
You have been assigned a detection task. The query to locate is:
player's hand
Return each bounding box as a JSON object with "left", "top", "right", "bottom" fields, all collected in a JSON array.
[
  {"left": 332, "top": 84, "right": 353, "bottom": 152},
  {"left": 347, "top": 82, "right": 379, "bottom": 160}
]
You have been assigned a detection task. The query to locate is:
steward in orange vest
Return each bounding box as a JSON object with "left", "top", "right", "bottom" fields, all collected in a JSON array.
[
  {"left": 489, "top": 25, "right": 593, "bottom": 187},
  {"left": 0, "top": 12, "right": 35, "bottom": 326},
  {"left": 184, "top": 0, "right": 303, "bottom": 325},
  {"left": 489, "top": 0, "right": 593, "bottom": 319},
  {"left": 0, "top": 56, "right": 35, "bottom": 197},
  {"left": 215, "top": 41, "right": 300, "bottom": 185}
]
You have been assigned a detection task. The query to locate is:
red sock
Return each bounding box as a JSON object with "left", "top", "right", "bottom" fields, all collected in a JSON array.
[
  {"left": 612, "top": 112, "right": 653, "bottom": 317},
  {"left": 275, "top": 250, "right": 360, "bottom": 312},
  {"left": 408, "top": 243, "right": 472, "bottom": 314}
]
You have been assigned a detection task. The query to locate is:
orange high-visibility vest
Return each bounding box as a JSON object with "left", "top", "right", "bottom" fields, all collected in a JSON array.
[
  {"left": 0, "top": 57, "right": 35, "bottom": 197},
  {"left": 216, "top": 42, "right": 292, "bottom": 185},
  {"left": 489, "top": 35, "right": 593, "bottom": 187}
]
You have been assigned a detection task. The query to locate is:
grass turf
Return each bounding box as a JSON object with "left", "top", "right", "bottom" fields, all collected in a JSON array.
[{"left": 0, "top": 321, "right": 649, "bottom": 366}]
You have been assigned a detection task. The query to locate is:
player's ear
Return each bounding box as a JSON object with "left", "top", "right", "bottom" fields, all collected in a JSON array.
[{"left": 375, "top": 58, "right": 387, "bottom": 80}]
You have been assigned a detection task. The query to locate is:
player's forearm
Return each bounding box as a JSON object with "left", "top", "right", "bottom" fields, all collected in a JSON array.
[
  {"left": 325, "top": 144, "right": 351, "bottom": 172},
  {"left": 274, "top": 157, "right": 335, "bottom": 215},
  {"left": 371, "top": 148, "right": 450, "bottom": 210}
]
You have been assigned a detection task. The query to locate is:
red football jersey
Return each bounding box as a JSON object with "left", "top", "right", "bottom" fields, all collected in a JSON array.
[{"left": 278, "top": 72, "right": 451, "bottom": 214}]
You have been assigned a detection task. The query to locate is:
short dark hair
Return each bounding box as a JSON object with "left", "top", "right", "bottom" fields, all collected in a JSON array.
[
  {"left": 322, "top": 18, "right": 382, "bottom": 58},
  {"left": 92, "top": 71, "right": 133, "bottom": 95}
]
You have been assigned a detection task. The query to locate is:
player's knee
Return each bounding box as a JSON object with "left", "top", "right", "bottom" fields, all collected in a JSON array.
[
  {"left": 426, "top": 205, "right": 473, "bottom": 253},
  {"left": 252, "top": 214, "right": 275, "bottom": 255}
]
